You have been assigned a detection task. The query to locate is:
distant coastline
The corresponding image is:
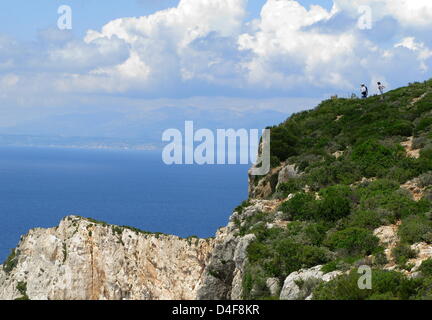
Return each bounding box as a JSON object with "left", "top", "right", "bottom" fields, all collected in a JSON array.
[{"left": 0, "top": 134, "right": 158, "bottom": 151}]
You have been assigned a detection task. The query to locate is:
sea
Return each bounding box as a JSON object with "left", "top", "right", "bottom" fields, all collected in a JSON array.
[{"left": 0, "top": 146, "right": 249, "bottom": 262}]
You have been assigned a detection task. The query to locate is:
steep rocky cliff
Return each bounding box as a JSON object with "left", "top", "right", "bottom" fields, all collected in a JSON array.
[{"left": 0, "top": 216, "right": 213, "bottom": 300}]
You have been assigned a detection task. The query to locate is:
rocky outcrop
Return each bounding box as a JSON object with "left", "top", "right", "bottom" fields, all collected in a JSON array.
[
  {"left": 401, "top": 137, "right": 421, "bottom": 159},
  {"left": 248, "top": 163, "right": 300, "bottom": 199},
  {"left": 373, "top": 222, "right": 432, "bottom": 274},
  {"left": 276, "top": 164, "right": 301, "bottom": 189},
  {"left": 196, "top": 199, "right": 278, "bottom": 300},
  {"left": 195, "top": 225, "right": 239, "bottom": 300},
  {"left": 0, "top": 216, "right": 214, "bottom": 300},
  {"left": 279, "top": 266, "right": 342, "bottom": 300},
  {"left": 230, "top": 234, "right": 256, "bottom": 300},
  {"left": 266, "top": 278, "right": 281, "bottom": 297},
  {"left": 373, "top": 223, "right": 400, "bottom": 265},
  {"left": 401, "top": 178, "right": 426, "bottom": 201},
  {"left": 409, "top": 242, "right": 432, "bottom": 272}
]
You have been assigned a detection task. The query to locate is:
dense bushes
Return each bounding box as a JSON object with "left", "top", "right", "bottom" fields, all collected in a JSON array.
[
  {"left": 325, "top": 228, "right": 380, "bottom": 256},
  {"left": 269, "top": 125, "right": 299, "bottom": 162},
  {"left": 398, "top": 215, "right": 432, "bottom": 244},
  {"left": 345, "top": 210, "right": 383, "bottom": 230},
  {"left": 279, "top": 192, "right": 316, "bottom": 221},
  {"left": 280, "top": 185, "right": 353, "bottom": 222},
  {"left": 356, "top": 180, "right": 431, "bottom": 222},
  {"left": 242, "top": 222, "right": 333, "bottom": 299},
  {"left": 392, "top": 244, "right": 417, "bottom": 268},
  {"left": 317, "top": 185, "right": 353, "bottom": 221},
  {"left": 313, "top": 269, "right": 420, "bottom": 300},
  {"left": 419, "top": 259, "right": 432, "bottom": 277},
  {"left": 351, "top": 140, "right": 402, "bottom": 177}
]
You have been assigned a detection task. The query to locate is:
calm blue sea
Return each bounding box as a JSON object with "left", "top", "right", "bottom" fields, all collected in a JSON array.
[{"left": 0, "top": 146, "right": 249, "bottom": 262}]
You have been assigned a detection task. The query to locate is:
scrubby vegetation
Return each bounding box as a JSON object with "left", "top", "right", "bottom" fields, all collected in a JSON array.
[
  {"left": 240, "top": 80, "right": 432, "bottom": 299},
  {"left": 2, "top": 249, "right": 19, "bottom": 274},
  {"left": 15, "top": 281, "right": 29, "bottom": 300},
  {"left": 313, "top": 269, "right": 421, "bottom": 300}
]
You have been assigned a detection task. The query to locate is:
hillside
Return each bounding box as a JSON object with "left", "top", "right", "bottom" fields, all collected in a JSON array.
[
  {"left": 239, "top": 79, "right": 432, "bottom": 299},
  {"left": 1, "top": 79, "right": 432, "bottom": 300}
]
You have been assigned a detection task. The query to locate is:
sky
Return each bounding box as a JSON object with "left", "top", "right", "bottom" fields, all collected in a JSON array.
[{"left": 0, "top": 0, "right": 431, "bottom": 144}]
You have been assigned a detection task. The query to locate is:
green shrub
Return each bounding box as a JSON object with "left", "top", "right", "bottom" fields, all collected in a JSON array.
[
  {"left": 373, "top": 251, "right": 389, "bottom": 267},
  {"left": 347, "top": 210, "right": 383, "bottom": 230},
  {"left": 313, "top": 269, "right": 418, "bottom": 300},
  {"left": 325, "top": 227, "right": 380, "bottom": 256},
  {"left": 277, "top": 179, "right": 302, "bottom": 197},
  {"left": 15, "top": 281, "right": 29, "bottom": 300},
  {"left": 280, "top": 192, "right": 317, "bottom": 221},
  {"left": 359, "top": 190, "right": 430, "bottom": 221},
  {"left": 247, "top": 238, "right": 330, "bottom": 279},
  {"left": 355, "top": 179, "right": 400, "bottom": 198},
  {"left": 418, "top": 172, "right": 432, "bottom": 188},
  {"left": 270, "top": 126, "right": 299, "bottom": 162},
  {"left": 416, "top": 117, "right": 432, "bottom": 133},
  {"left": 2, "top": 249, "right": 19, "bottom": 273},
  {"left": 419, "top": 259, "right": 432, "bottom": 277},
  {"left": 351, "top": 140, "right": 402, "bottom": 177},
  {"left": 398, "top": 215, "right": 432, "bottom": 244},
  {"left": 392, "top": 244, "right": 417, "bottom": 267},
  {"left": 317, "top": 185, "right": 353, "bottom": 222}
]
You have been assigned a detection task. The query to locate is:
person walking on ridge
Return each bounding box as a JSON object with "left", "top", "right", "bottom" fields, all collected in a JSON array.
[
  {"left": 378, "top": 82, "right": 386, "bottom": 95},
  {"left": 361, "top": 84, "right": 368, "bottom": 99}
]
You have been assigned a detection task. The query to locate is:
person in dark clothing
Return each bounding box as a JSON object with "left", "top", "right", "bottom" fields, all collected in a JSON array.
[{"left": 361, "top": 84, "right": 368, "bottom": 99}]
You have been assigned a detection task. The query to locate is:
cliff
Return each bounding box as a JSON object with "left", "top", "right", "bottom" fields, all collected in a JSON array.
[{"left": 0, "top": 216, "right": 213, "bottom": 300}]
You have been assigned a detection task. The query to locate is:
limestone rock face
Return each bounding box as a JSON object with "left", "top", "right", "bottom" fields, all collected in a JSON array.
[
  {"left": 248, "top": 166, "right": 280, "bottom": 199},
  {"left": 248, "top": 163, "right": 301, "bottom": 199},
  {"left": 373, "top": 223, "right": 400, "bottom": 265},
  {"left": 279, "top": 266, "right": 341, "bottom": 300},
  {"left": 266, "top": 278, "right": 280, "bottom": 297},
  {"left": 276, "top": 164, "right": 300, "bottom": 189},
  {"left": 196, "top": 200, "right": 278, "bottom": 300},
  {"left": 230, "top": 234, "right": 256, "bottom": 300},
  {"left": 0, "top": 216, "right": 214, "bottom": 300}
]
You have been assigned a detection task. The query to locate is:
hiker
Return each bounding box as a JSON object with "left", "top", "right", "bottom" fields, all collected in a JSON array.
[
  {"left": 361, "top": 84, "right": 368, "bottom": 99},
  {"left": 377, "top": 82, "right": 386, "bottom": 95}
]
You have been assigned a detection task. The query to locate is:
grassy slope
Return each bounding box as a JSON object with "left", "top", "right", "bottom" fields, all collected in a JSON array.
[{"left": 241, "top": 79, "right": 432, "bottom": 300}]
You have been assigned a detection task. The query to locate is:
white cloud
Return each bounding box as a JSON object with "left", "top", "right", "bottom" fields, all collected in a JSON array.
[
  {"left": 238, "top": 0, "right": 356, "bottom": 89},
  {"left": 1, "top": 0, "right": 432, "bottom": 104},
  {"left": 74, "top": 0, "right": 247, "bottom": 92},
  {"left": 395, "top": 37, "right": 432, "bottom": 71}
]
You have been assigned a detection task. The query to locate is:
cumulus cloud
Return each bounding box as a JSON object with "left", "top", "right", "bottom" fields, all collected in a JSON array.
[
  {"left": 75, "top": 0, "right": 247, "bottom": 93},
  {"left": 395, "top": 37, "right": 432, "bottom": 72},
  {"left": 1, "top": 0, "right": 432, "bottom": 105},
  {"left": 238, "top": 0, "right": 356, "bottom": 89},
  {"left": 237, "top": 0, "right": 432, "bottom": 94}
]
